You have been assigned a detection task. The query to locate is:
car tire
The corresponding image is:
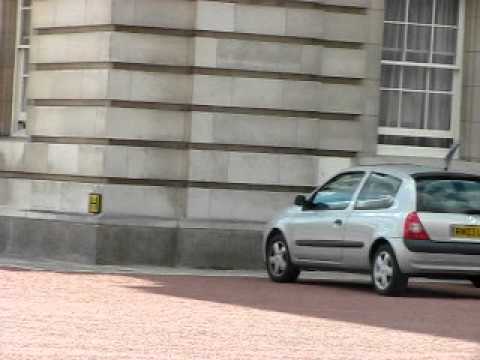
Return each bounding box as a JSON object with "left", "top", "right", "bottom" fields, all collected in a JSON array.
[
  {"left": 372, "top": 244, "right": 408, "bottom": 296},
  {"left": 266, "top": 234, "right": 300, "bottom": 283},
  {"left": 470, "top": 277, "right": 480, "bottom": 288}
]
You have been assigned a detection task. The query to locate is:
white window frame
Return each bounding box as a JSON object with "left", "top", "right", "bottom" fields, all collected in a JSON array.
[
  {"left": 378, "top": 0, "right": 465, "bottom": 158},
  {"left": 11, "top": 0, "right": 31, "bottom": 137}
]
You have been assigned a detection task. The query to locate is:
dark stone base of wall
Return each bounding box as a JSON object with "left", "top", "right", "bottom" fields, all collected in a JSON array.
[{"left": 0, "top": 216, "right": 264, "bottom": 269}]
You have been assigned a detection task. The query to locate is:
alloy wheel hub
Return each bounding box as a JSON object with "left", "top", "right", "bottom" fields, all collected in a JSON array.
[
  {"left": 374, "top": 251, "right": 394, "bottom": 290},
  {"left": 269, "top": 241, "right": 287, "bottom": 276}
]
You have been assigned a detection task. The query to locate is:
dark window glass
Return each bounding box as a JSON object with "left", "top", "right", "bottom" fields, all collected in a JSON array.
[
  {"left": 403, "top": 67, "right": 427, "bottom": 90},
  {"left": 381, "top": 65, "right": 401, "bottom": 88},
  {"left": 430, "top": 69, "right": 453, "bottom": 91},
  {"left": 428, "top": 94, "right": 452, "bottom": 130},
  {"left": 379, "top": 90, "right": 400, "bottom": 127},
  {"left": 433, "top": 27, "right": 457, "bottom": 64},
  {"left": 311, "top": 173, "right": 365, "bottom": 211},
  {"left": 355, "top": 173, "right": 402, "bottom": 210},
  {"left": 406, "top": 25, "right": 432, "bottom": 63},
  {"left": 382, "top": 24, "right": 405, "bottom": 61},
  {"left": 435, "top": 0, "right": 459, "bottom": 25},
  {"left": 401, "top": 92, "right": 426, "bottom": 129},
  {"left": 417, "top": 177, "right": 480, "bottom": 214},
  {"left": 385, "top": 0, "right": 406, "bottom": 22},
  {"left": 409, "top": 0, "right": 433, "bottom": 24}
]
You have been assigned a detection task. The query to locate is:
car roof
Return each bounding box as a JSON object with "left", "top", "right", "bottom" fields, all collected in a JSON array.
[{"left": 346, "top": 164, "right": 445, "bottom": 179}]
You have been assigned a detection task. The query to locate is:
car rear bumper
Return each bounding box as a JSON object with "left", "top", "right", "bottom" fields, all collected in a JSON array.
[
  {"left": 391, "top": 238, "right": 480, "bottom": 276},
  {"left": 404, "top": 239, "right": 480, "bottom": 255}
]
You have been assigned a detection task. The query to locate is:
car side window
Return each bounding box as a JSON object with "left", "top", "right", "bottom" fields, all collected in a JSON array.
[
  {"left": 310, "top": 172, "right": 365, "bottom": 211},
  {"left": 355, "top": 173, "right": 402, "bottom": 210}
]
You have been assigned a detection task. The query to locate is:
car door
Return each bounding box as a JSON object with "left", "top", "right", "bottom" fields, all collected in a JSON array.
[
  {"left": 290, "top": 172, "right": 366, "bottom": 264},
  {"left": 343, "top": 172, "right": 403, "bottom": 270}
]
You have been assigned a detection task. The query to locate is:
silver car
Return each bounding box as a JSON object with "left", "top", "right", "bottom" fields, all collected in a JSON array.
[{"left": 263, "top": 164, "right": 480, "bottom": 296}]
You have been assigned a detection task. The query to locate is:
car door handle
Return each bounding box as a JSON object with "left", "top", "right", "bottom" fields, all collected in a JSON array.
[{"left": 334, "top": 219, "right": 343, "bottom": 226}]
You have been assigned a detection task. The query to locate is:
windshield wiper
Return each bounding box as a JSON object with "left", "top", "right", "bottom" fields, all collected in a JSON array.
[{"left": 463, "top": 210, "right": 480, "bottom": 215}]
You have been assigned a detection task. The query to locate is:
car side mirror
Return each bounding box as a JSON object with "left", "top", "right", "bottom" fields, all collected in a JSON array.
[{"left": 294, "top": 195, "right": 307, "bottom": 207}]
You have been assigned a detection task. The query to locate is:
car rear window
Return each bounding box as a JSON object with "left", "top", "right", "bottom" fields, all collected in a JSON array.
[{"left": 416, "top": 175, "right": 480, "bottom": 214}]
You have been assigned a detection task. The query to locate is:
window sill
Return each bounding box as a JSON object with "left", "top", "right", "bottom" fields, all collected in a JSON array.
[{"left": 377, "top": 145, "right": 449, "bottom": 158}]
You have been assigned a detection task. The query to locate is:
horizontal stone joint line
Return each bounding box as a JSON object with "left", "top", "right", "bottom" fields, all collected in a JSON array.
[
  {"left": 199, "top": 0, "right": 368, "bottom": 13},
  {"left": 29, "top": 136, "right": 357, "bottom": 157},
  {"left": 0, "top": 171, "right": 316, "bottom": 193},
  {"left": 29, "top": 99, "right": 112, "bottom": 107},
  {"left": 30, "top": 100, "right": 360, "bottom": 120},
  {"left": 33, "top": 62, "right": 364, "bottom": 83},
  {"left": 35, "top": 26, "right": 364, "bottom": 49}
]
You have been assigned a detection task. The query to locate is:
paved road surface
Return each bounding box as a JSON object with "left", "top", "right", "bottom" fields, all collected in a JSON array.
[{"left": 1, "top": 266, "right": 479, "bottom": 359}]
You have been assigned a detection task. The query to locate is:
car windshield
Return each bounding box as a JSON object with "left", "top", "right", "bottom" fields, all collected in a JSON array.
[{"left": 416, "top": 176, "right": 480, "bottom": 214}]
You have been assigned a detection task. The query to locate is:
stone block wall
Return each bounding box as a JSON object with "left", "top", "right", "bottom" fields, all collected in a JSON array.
[{"left": 0, "top": 0, "right": 380, "bottom": 266}]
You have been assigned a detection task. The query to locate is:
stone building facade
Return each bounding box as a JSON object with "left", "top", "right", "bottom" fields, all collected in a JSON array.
[{"left": 0, "top": 0, "right": 478, "bottom": 268}]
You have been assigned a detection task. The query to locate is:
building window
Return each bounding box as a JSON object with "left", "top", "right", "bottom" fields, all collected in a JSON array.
[
  {"left": 12, "top": 0, "right": 31, "bottom": 135},
  {"left": 379, "top": 0, "right": 465, "bottom": 156}
]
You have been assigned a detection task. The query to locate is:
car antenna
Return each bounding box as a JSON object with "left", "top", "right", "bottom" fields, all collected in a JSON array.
[{"left": 444, "top": 143, "right": 460, "bottom": 171}]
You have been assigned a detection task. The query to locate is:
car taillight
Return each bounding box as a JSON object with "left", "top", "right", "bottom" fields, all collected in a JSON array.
[{"left": 404, "top": 212, "right": 430, "bottom": 241}]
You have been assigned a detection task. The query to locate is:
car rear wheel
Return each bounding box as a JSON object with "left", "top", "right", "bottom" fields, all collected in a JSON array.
[
  {"left": 470, "top": 277, "right": 480, "bottom": 288},
  {"left": 372, "top": 245, "right": 408, "bottom": 296},
  {"left": 266, "top": 234, "right": 300, "bottom": 283}
]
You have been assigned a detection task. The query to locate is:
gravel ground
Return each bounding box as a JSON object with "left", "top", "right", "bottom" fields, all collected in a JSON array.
[{"left": 1, "top": 266, "right": 480, "bottom": 360}]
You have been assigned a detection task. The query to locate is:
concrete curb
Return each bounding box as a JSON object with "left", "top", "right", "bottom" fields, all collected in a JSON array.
[{"left": 0, "top": 257, "right": 470, "bottom": 285}]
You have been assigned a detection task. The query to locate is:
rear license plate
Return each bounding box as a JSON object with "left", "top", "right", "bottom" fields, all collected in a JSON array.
[{"left": 453, "top": 225, "right": 480, "bottom": 239}]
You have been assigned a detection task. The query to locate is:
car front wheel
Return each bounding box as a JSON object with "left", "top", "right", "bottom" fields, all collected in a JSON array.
[
  {"left": 266, "top": 234, "right": 300, "bottom": 283},
  {"left": 372, "top": 244, "right": 408, "bottom": 296}
]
